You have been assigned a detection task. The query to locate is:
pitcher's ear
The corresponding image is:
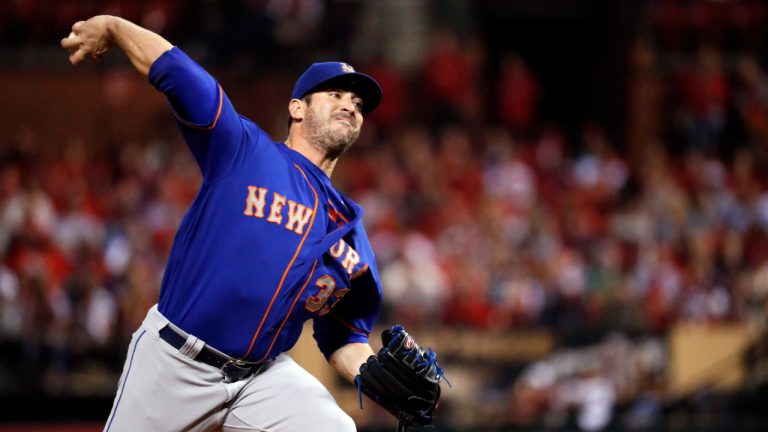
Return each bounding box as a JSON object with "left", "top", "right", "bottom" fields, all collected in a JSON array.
[{"left": 288, "top": 98, "right": 304, "bottom": 122}]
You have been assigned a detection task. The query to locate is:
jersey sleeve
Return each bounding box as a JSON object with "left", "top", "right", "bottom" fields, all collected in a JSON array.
[
  {"left": 312, "top": 225, "right": 382, "bottom": 359},
  {"left": 312, "top": 272, "right": 380, "bottom": 359},
  {"left": 148, "top": 47, "right": 250, "bottom": 181}
]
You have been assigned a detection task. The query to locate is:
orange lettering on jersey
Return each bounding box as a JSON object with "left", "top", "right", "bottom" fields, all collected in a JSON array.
[
  {"left": 329, "top": 240, "right": 345, "bottom": 258},
  {"left": 333, "top": 287, "right": 350, "bottom": 299},
  {"left": 266, "top": 192, "right": 287, "bottom": 225},
  {"left": 285, "top": 200, "right": 314, "bottom": 235},
  {"left": 242, "top": 187, "right": 315, "bottom": 236},
  {"left": 320, "top": 287, "right": 351, "bottom": 315},
  {"left": 341, "top": 247, "right": 360, "bottom": 275},
  {"left": 304, "top": 275, "right": 352, "bottom": 316},
  {"left": 305, "top": 275, "right": 336, "bottom": 315},
  {"left": 243, "top": 186, "right": 268, "bottom": 217}
]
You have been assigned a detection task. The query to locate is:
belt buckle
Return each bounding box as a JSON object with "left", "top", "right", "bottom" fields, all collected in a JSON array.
[{"left": 222, "top": 359, "right": 253, "bottom": 382}]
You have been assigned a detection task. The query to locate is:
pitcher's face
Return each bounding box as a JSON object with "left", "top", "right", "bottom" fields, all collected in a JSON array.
[{"left": 302, "top": 89, "right": 363, "bottom": 158}]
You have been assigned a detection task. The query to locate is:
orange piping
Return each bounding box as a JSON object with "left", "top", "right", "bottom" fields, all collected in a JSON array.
[
  {"left": 175, "top": 84, "right": 224, "bottom": 130},
  {"left": 258, "top": 259, "right": 318, "bottom": 363},
  {"left": 328, "top": 312, "right": 370, "bottom": 336},
  {"left": 242, "top": 164, "right": 319, "bottom": 358}
]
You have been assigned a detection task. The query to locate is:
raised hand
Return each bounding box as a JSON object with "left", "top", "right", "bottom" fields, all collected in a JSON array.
[{"left": 61, "top": 16, "right": 115, "bottom": 65}]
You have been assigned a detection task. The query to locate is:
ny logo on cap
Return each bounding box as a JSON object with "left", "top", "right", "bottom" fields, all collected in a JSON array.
[{"left": 340, "top": 63, "right": 355, "bottom": 73}]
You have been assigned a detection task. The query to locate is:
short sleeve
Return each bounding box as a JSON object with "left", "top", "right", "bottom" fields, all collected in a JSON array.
[
  {"left": 312, "top": 259, "right": 382, "bottom": 358},
  {"left": 148, "top": 47, "right": 248, "bottom": 181}
]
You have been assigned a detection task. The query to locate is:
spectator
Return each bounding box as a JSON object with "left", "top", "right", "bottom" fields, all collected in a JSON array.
[
  {"left": 675, "top": 44, "right": 730, "bottom": 150},
  {"left": 496, "top": 53, "right": 540, "bottom": 137}
]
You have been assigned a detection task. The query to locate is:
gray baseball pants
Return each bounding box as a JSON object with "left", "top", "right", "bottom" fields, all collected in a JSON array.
[{"left": 104, "top": 305, "right": 355, "bottom": 431}]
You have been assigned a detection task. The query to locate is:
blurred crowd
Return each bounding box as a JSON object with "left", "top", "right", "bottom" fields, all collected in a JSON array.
[
  {"left": 2, "top": 0, "right": 768, "bottom": 430},
  {"left": 0, "top": 0, "right": 370, "bottom": 70}
]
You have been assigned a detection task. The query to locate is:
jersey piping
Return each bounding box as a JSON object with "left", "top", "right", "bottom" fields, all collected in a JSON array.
[
  {"left": 328, "top": 200, "right": 350, "bottom": 224},
  {"left": 257, "top": 259, "right": 319, "bottom": 363},
  {"left": 171, "top": 83, "right": 224, "bottom": 130},
  {"left": 328, "top": 311, "right": 370, "bottom": 336},
  {"left": 242, "top": 163, "right": 319, "bottom": 359}
]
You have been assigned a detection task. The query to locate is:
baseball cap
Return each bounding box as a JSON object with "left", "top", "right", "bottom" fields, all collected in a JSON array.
[{"left": 291, "top": 62, "right": 382, "bottom": 115}]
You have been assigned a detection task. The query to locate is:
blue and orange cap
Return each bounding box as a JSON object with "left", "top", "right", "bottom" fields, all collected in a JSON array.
[{"left": 291, "top": 62, "right": 382, "bottom": 115}]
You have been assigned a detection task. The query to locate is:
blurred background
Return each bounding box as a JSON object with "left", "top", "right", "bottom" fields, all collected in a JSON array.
[{"left": 2, "top": 0, "right": 768, "bottom": 431}]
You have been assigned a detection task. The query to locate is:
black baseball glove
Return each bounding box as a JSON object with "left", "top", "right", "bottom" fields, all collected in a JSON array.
[{"left": 356, "top": 325, "right": 448, "bottom": 430}]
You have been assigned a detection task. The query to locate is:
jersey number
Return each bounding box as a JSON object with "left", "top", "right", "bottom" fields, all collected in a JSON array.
[{"left": 305, "top": 275, "right": 350, "bottom": 316}]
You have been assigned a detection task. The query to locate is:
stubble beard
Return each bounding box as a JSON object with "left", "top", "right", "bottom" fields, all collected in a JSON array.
[{"left": 303, "top": 108, "right": 360, "bottom": 160}]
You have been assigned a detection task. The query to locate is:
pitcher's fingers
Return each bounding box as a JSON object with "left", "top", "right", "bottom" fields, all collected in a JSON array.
[
  {"left": 69, "top": 48, "right": 87, "bottom": 65},
  {"left": 61, "top": 35, "right": 78, "bottom": 49},
  {"left": 71, "top": 21, "right": 86, "bottom": 32}
]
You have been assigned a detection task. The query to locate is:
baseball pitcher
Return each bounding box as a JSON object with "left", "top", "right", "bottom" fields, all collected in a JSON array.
[{"left": 61, "top": 15, "right": 446, "bottom": 432}]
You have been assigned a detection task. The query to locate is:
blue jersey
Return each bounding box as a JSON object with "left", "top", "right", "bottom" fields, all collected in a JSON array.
[{"left": 148, "top": 48, "right": 382, "bottom": 362}]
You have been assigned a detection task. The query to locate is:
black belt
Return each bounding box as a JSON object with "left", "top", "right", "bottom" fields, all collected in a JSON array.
[{"left": 159, "top": 324, "right": 266, "bottom": 382}]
